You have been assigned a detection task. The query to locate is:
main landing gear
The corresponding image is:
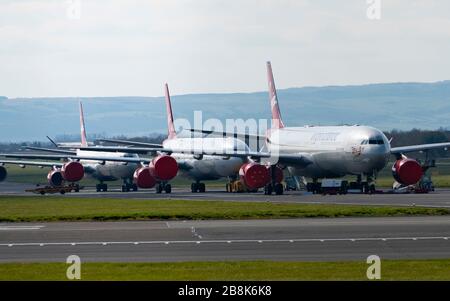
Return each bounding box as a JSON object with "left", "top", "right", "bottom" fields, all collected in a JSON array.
[
  {"left": 352, "top": 174, "right": 376, "bottom": 194},
  {"left": 264, "top": 183, "right": 284, "bottom": 195},
  {"left": 156, "top": 182, "right": 172, "bottom": 194},
  {"left": 191, "top": 182, "right": 206, "bottom": 193},
  {"left": 96, "top": 182, "right": 108, "bottom": 192},
  {"left": 121, "top": 182, "right": 138, "bottom": 192},
  {"left": 264, "top": 165, "right": 284, "bottom": 195}
]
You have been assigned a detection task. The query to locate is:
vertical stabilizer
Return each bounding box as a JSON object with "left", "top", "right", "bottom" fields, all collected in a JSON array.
[
  {"left": 266, "top": 61, "right": 285, "bottom": 129},
  {"left": 79, "top": 101, "right": 88, "bottom": 147},
  {"left": 164, "top": 83, "right": 177, "bottom": 140}
]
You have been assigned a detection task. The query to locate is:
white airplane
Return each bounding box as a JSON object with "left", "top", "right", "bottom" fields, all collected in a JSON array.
[
  {"left": 85, "top": 84, "right": 265, "bottom": 193},
  {"left": 0, "top": 102, "right": 179, "bottom": 193},
  {"left": 178, "top": 62, "right": 450, "bottom": 193}
]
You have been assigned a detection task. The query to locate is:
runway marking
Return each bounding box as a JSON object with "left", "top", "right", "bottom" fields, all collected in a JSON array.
[
  {"left": 0, "top": 226, "right": 44, "bottom": 231},
  {"left": 1, "top": 236, "right": 447, "bottom": 247}
]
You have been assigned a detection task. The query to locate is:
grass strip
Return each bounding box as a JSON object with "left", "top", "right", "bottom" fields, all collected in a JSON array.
[
  {"left": 0, "top": 260, "right": 449, "bottom": 281},
  {"left": 0, "top": 196, "right": 448, "bottom": 222}
]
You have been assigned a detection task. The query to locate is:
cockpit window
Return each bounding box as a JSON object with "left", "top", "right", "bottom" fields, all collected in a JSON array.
[{"left": 362, "top": 138, "right": 384, "bottom": 145}]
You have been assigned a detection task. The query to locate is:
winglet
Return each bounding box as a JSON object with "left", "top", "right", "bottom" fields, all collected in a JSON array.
[
  {"left": 46, "top": 136, "right": 59, "bottom": 148},
  {"left": 164, "top": 83, "right": 177, "bottom": 140},
  {"left": 266, "top": 61, "right": 285, "bottom": 129},
  {"left": 79, "top": 101, "right": 88, "bottom": 147}
]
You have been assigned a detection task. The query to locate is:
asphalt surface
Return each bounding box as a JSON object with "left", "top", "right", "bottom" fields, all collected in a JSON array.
[
  {"left": 1, "top": 181, "right": 450, "bottom": 208},
  {"left": 0, "top": 217, "right": 449, "bottom": 262}
]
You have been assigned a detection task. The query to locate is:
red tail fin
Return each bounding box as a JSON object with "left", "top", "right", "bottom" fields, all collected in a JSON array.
[
  {"left": 164, "top": 83, "right": 177, "bottom": 140},
  {"left": 79, "top": 101, "right": 88, "bottom": 147},
  {"left": 266, "top": 61, "right": 285, "bottom": 129}
]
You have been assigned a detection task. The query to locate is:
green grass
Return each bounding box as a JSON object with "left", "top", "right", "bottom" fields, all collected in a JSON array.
[
  {"left": 0, "top": 260, "right": 449, "bottom": 280},
  {"left": 0, "top": 196, "right": 448, "bottom": 222}
]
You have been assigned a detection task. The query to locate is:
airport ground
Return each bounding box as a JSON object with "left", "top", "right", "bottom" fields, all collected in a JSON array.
[{"left": 0, "top": 165, "right": 449, "bottom": 280}]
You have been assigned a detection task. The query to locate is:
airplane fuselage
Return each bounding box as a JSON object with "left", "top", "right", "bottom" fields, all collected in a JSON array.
[
  {"left": 267, "top": 125, "right": 391, "bottom": 179},
  {"left": 163, "top": 137, "right": 247, "bottom": 181},
  {"left": 75, "top": 150, "right": 139, "bottom": 182}
]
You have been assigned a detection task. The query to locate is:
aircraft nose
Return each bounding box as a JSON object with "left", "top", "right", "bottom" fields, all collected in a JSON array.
[{"left": 364, "top": 146, "right": 389, "bottom": 169}]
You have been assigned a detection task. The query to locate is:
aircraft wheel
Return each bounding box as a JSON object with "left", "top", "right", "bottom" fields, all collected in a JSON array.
[
  {"left": 164, "top": 184, "right": 172, "bottom": 194},
  {"left": 132, "top": 184, "right": 138, "bottom": 191},
  {"left": 156, "top": 184, "right": 163, "bottom": 194},
  {"left": 264, "top": 184, "right": 273, "bottom": 195},
  {"left": 369, "top": 184, "right": 376, "bottom": 195},
  {"left": 198, "top": 183, "right": 206, "bottom": 193},
  {"left": 191, "top": 183, "right": 198, "bottom": 193},
  {"left": 274, "top": 183, "right": 284, "bottom": 195}
]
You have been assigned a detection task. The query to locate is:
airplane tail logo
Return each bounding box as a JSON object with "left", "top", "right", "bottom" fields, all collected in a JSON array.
[
  {"left": 164, "top": 83, "right": 177, "bottom": 140},
  {"left": 266, "top": 61, "right": 285, "bottom": 130},
  {"left": 79, "top": 101, "right": 88, "bottom": 147}
]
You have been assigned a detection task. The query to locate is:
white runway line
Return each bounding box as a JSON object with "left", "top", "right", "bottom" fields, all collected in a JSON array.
[
  {"left": 0, "top": 226, "right": 44, "bottom": 231},
  {"left": 0, "top": 236, "right": 448, "bottom": 247}
]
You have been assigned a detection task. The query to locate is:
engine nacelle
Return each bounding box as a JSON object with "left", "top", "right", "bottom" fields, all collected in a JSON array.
[
  {"left": 47, "top": 169, "right": 64, "bottom": 186},
  {"left": 0, "top": 166, "right": 7, "bottom": 182},
  {"left": 61, "top": 161, "right": 85, "bottom": 182},
  {"left": 266, "top": 165, "right": 284, "bottom": 183},
  {"left": 239, "top": 163, "right": 270, "bottom": 190},
  {"left": 392, "top": 158, "right": 423, "bottom": 186},
  {"left": 133, "top": 167, "right": 157, "bottom": 189},
  {"left": 150, "top": 155, "right": 178, "bottom": 181}
]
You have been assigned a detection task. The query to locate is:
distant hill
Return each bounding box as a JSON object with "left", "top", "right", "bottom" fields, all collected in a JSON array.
[{"left": 1, "top": 81, "right": 449, "bottom": 142}]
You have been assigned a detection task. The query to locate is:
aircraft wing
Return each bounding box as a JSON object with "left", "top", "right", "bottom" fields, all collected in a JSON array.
[
  {"left": 390, "top": 142, "right": 450, "bottom": 154},
  {"left": 79, "top": 146, "right": 168, "bottom": 155},
  {"left": 78, "top": 146, "right": 312, "bottom": 167},
  {"left": 79, "top": 146, "right": 266, "bottom": 158},
  {"left": 0, "top": 159, "right": 64, "bottom": 168},
  {"left": 0, "top": 154, "right": 153, "bottom": 165},
  {"left": 187, "top": 128, "right": 263, "bottom": 140},
  {"left": 24, "top": 146, "right": 77, "bottom": 155},
  {"left": 97, "top": 138, "right": 163, "bottom": 148}
]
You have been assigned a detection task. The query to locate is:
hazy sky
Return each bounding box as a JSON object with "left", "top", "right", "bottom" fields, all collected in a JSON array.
[{"left": 1, "top": 0, "right": 450, "bottom": 97}]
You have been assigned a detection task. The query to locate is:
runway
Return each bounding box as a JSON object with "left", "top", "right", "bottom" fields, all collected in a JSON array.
[
  {"left": 0, "top": 217, "right": 449, "bottom": 262},
  {"left": 1, "top": 181, "right": 450, "bottom": 208}
]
